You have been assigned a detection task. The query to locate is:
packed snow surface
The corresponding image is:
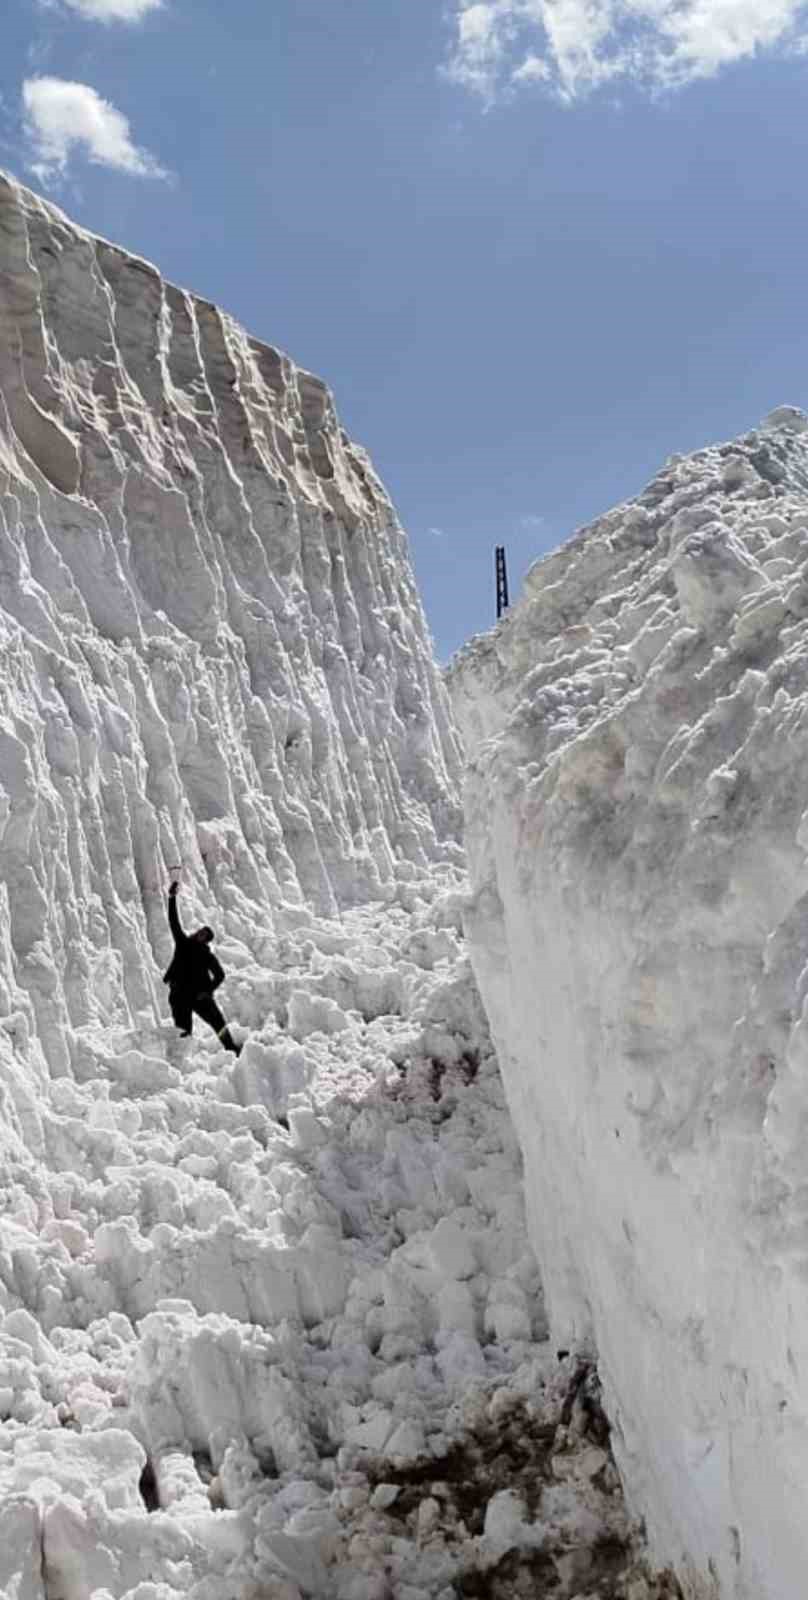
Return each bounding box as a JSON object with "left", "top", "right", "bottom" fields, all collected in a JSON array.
[
  {"left": 0, "top": 172, "right": 674, "bottom": 1600},
  {"left": 452, "top": 405, "right": 808, "bottom": 1600},
  {"left": 0, "top": 876, "right": 668, "bottom": 1600}
]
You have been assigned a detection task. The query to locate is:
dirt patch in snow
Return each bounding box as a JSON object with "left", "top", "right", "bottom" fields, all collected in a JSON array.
[{"left": 363, "top": 1368, "right": 684, "bottom": 1599}]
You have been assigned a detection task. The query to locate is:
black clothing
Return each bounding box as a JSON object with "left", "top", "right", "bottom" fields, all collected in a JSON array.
[
  {"left": 164, "top": 893, "right": 240, "bottom": 1055},
  {"left": 168, "top": 986, "right": 237, "bottom": 1049},
  {"left": 163, "top": 894, "right": 225, "bottom": 994}
]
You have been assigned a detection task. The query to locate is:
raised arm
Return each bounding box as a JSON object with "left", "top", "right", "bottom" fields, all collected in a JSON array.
[{"left": 167, "top": 882, "right": 184, "bottom": 942}]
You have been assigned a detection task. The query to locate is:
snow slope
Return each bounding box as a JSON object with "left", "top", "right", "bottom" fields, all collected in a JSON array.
[
  {"left": 451, "top": 406, "right": 808, "bottom": 1600},
  {"left": 0, "top": 173, "right": 676, "bottom": 1599},
  {"left": 0, "top": 873, "right": 668, "bottom": 1600}
]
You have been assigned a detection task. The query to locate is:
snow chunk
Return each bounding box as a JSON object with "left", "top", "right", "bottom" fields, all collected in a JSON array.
[{"left": 424, "top": 1218, "right": 476, "bottom": 1280}]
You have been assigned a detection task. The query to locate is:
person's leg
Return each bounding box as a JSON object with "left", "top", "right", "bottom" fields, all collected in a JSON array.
[
  {"left": 169, "top": 989, "right": 193, "bottom": 1036},
  {"left": 193, "top": 992, "right": 241, "bottom": 1054}
]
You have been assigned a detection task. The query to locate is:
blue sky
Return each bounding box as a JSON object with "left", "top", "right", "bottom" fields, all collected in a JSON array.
[{"left": 2, "top": 0, "right": 808, "bottom": 658}]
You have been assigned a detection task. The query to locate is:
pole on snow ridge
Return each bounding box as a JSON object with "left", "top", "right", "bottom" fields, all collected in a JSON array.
[{"left": 495, "top": 545, "right": 509, "bottom": 620}]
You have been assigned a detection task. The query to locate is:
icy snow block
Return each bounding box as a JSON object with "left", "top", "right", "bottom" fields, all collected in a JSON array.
[
  {"left": 425, "top": 1217, "right": 476, "bottom": 1279},
  {"left": 437, "top": 1280, "right": 477, "bottom": 1336},
  {"left": 371, "top": 1483, "right": 400, "bottom": 1510},
  {"left": 12, "top": 1429, "right": 146, "bottom": 1510},
  {"left": 435, "top": 1332, "right": 485, "bottom": 1394},
  {"left": 671, "top": 528, "right": 764, "bottom": 630},
  {"left": 3, "top": 1308, "right": 55, "bottom": 1362},
  {"left": 41, "top": 1499, "right": 119, "bottom": 1599},
  {"left": 346, "top": 1410, "right": 393, "bottom": 1452},
  {"left": 296, "top": 1223, "right": 348, "bottom": 1322},
  {"left": 287, "top": 991, "right": 351, "bottom": 1040},
  {"left": 255, "top": 1519, "right": 329, "bottom": 1593},
  {"left": 384, "top": 1419, "right": 426, "bottom": 1460},
  {"left": 0, "top": 1495, "right": 42, "bottom": 1600},
  {"left": 289, "top": 1105, "right": 326, "bottom": 1150},
  {"left": 234, "top": 1042, "right": 311, "bottom": 1117},
  {"left": 483, "top": 1487, "right": 528, "bottom": 1541},
  {"left": 480, "top": 1488, "right": 540, "bottom": 1561},
  {"left": 485, "top": 1280, "right": 531, "bottom": 1342}
]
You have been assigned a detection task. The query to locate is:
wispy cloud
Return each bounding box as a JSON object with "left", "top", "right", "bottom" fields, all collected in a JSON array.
[
  {"left": 54, "top": 0, "right": 163, "bottom": 20},
  {"left": 446, "top": 0, "right": 808, "bottom": 100},
  {"left": 428, "top": 525, "right": 447, "bottom": 537},
  {"left": 520, "top": 512, "right": 545, "bottom": 530},
  {"left": 22, "top": 77, "right": 169, "bottom": 183}
]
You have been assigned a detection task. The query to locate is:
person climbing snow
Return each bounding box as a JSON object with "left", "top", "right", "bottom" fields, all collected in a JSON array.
[{"left": 163, "top": 881, "right": 242, "bottom": 1055}]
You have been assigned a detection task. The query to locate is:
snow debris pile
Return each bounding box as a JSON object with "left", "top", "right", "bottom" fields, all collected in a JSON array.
[
  {"left": 451, "top": 405, "right": 808, "bottom": 1599},
  {"left": 0, "top": 889, "right": 670, "bottom": 1600},
  {"left": 0, "top": 172, "right": 675, "bottom": 1598}
]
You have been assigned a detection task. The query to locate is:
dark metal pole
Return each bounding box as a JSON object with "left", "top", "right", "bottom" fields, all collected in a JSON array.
[{"left": 495, "top": 545, "right": 510, "bottom": 620}]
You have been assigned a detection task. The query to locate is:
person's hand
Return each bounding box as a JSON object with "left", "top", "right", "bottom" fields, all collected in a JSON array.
[{"left": 169, "top": 882, "right": 179, "bottom": 897}]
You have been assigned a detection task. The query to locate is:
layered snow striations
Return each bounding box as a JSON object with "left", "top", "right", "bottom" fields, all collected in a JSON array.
[
  {"left": 0, "top": 168, "right": 462, "bottom": 1019},
  {"left": 451, "top": 407, "right": 808, "bottom": 1599},
  {"left": 0, "top": 173, "right": 674, "bottom": 1600}
]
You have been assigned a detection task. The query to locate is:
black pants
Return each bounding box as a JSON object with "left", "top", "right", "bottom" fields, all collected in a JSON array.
[{"left": 169, "top": 988, "right": 239, "bottom": 1053}]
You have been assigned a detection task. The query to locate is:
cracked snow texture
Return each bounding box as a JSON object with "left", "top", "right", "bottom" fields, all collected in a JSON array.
[
  {"left": 0, "top": 885, "right": 669, "bottom": 1600},
  {"left": 451, "top": 404, "right": 808, "bottom": 1599},
  {"left": 0, "top": 174, "right": 676, "bottom": 1600},
  {"left": 0, "top": 168, "right": 462, "bottom": 1081}
]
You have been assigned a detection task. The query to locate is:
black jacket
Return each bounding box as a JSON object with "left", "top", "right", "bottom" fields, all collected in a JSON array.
[{"left": 163, "top": 894, "right": 225, "bottom": 996}]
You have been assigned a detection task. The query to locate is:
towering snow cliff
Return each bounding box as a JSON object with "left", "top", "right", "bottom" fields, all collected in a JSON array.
[
  {"left": 0, "top": 175, "right": 676, "bottom": 1600},
  {"left": 0, "top": 169, "right": 461, "bottom": 1074},
  {"left": 451, "top": 407, "right": 808, "bottom": 1599}
]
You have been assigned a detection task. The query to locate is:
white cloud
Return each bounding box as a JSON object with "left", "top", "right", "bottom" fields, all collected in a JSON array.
[
  {"left": 56, "top": 0, "right": 163, "bottom": 20},
  {"left": 448, "top": 3, "right": 511, "bottom": 96},
  {"left": 447, "top": 0, "right": 808, "bottom": 98},
  {"left": 448, "top": 2, "right": 548, "bottom": 99},
  {"left": 22, "top": 77, "right": 168, "bottom": 183},
  {"left": 428, "top": 526, "right": 447, "bottom": 537},
  {"left": 512, "top": 53, "right": 552, "bottom": 81}
]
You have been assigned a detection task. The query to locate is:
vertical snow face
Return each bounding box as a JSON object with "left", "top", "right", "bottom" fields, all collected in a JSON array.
[
  {"left": 0, "top": 171, "right": 461, "bottom": 1075},
  {"left": 451, "top": 409, "right": 808, "bottom": 1600},
  {"left": 0, "top": 177, "right": 679, "bottom": 1600}
]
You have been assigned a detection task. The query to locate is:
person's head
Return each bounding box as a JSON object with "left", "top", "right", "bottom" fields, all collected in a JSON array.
[{"left": 192, "top": 926, "right": 214, "bottom": 945}]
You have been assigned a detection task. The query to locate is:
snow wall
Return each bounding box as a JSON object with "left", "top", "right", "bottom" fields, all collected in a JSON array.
[
  {"left": 0, "top": 169, "right": 462, "bottom": 1076},
  {"left": 0, "top": 175, "right": 659, "bottom": 1600},
  {"left": 450, "top": 408, "right": 808, "bottom": 1600}
]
